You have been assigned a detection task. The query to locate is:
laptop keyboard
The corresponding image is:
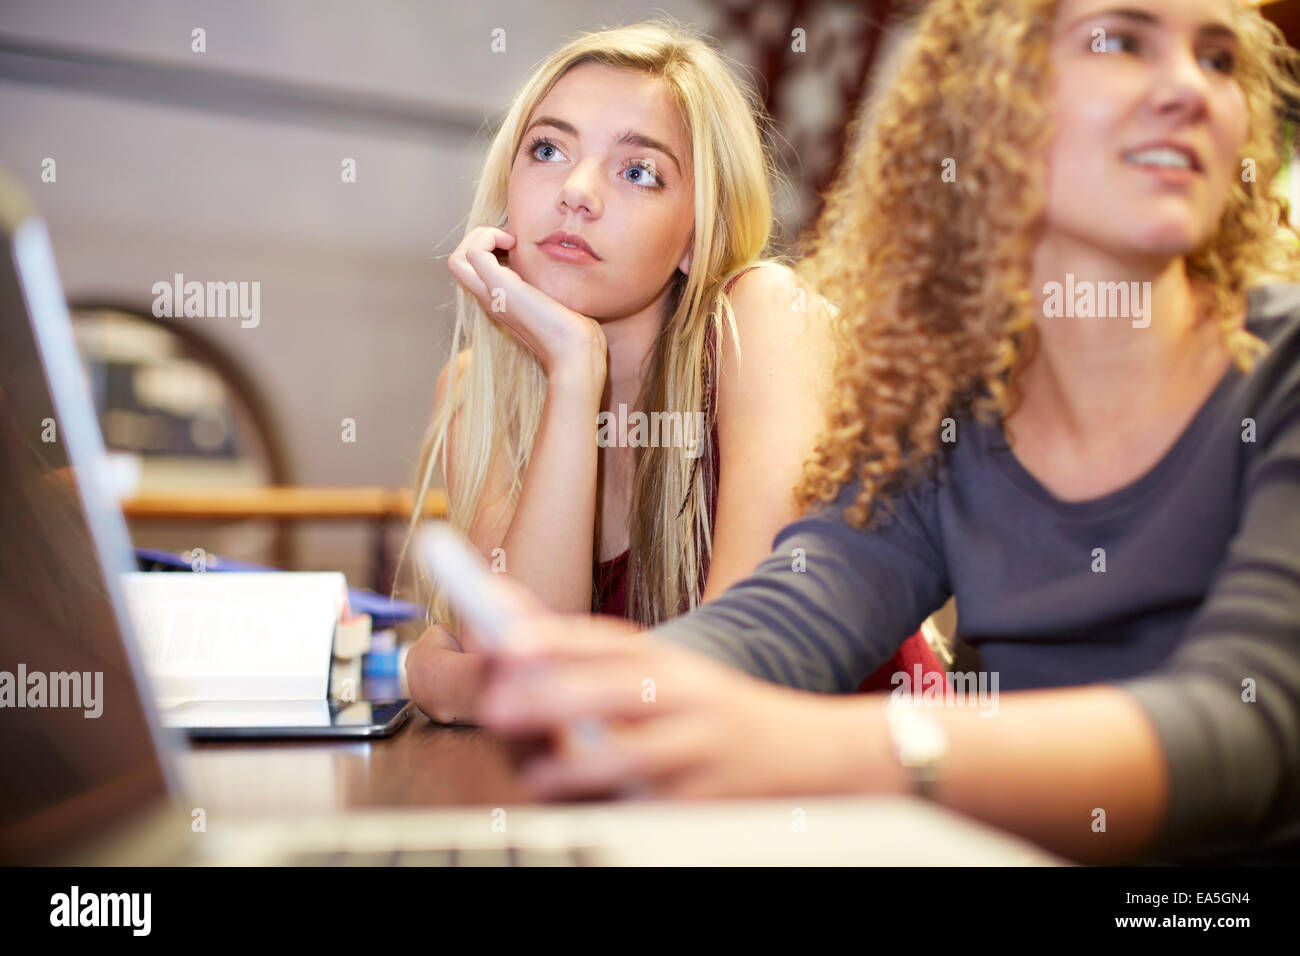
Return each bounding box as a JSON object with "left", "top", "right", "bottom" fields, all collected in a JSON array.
[{"left": 281, "top": 846, "right": 597, "bottom": 866}]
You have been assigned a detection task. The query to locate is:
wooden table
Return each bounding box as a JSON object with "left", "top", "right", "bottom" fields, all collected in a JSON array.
[{"left": 184, "top": 708, "right": 531, "bottom": 816}]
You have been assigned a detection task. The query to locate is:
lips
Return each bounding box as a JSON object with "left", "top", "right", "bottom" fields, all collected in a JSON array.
[{"left": 538, "top": 231, "right": 601, "bottom": 261}]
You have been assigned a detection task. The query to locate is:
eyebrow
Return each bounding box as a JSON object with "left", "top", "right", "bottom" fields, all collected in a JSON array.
[
  {"left": 522, "top": 116, "right": 683, "bottom": 175},
  {"left": 613, "top": 131, "right": 683, "bottom": 175},
  {"left": 1063, "top": 7, "right": 1239, "bottom": 44}
]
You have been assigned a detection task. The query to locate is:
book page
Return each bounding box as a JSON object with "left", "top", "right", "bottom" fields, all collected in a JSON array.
[{"left": 119, "top": 572, "right": 346, "bottom": 701}]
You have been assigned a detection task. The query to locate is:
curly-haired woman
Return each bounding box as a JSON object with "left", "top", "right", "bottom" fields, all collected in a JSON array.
[{"left": 466, "top": 0, "right": 1300, "bottom": 865}]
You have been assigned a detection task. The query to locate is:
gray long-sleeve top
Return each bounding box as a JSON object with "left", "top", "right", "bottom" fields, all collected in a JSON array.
[{"left": 654, "top": 283, "right": 1300, "bottom": 862}]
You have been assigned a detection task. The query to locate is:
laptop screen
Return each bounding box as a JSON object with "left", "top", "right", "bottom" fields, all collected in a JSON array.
[{"left": 0, "top": 180, "right": 176, "bottom": 862}]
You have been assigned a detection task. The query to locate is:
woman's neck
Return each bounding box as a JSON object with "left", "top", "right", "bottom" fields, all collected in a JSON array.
[
  {"left": 598, "top": 287, "right": 672, "bottom": 411},
  {"left": 1023, "top": 238, "right": 1217, "bottom": 437}
]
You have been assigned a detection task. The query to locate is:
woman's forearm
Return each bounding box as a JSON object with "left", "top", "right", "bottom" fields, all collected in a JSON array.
[
  {"left": 832, "top": 686, "right": 1169, "bottom": 864},
  {"left": 406, "top": 625, "right": 487, "bottom": 725},
  {"left": 495, "top": 362, "right": 605, "bottom": 614}
]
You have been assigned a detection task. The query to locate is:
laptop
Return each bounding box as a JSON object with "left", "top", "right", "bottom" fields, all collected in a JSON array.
[{"left": 0, "top": 170, "right": 1065, "bottom": 865}]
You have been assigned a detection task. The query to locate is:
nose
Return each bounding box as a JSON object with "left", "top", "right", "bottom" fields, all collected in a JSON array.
[
  {"left": 556, "top": 160, "right": 603, "bottom": 219},
  {"left": 1146, "top": 43, "right": 1213, "bottom": 124}
]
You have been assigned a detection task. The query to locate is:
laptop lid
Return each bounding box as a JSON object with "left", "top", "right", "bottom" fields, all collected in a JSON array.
[{"left": 0, "top": 170, "right": 183, "bottom": 863}]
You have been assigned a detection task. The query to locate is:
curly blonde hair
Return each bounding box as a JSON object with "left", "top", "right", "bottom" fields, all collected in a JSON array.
[{"left": 795, "top": 0, "right": 1300, "bottom": 529}]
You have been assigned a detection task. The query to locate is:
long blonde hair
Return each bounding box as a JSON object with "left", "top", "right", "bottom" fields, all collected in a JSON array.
[
  {"left": 795, "top": 0, "right": 1300, "bottom": 529},
  {"left": 404, "top": 20, "right": 777, "bottom": 626}
]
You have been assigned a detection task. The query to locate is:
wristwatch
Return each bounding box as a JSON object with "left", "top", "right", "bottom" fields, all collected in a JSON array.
[{"left": 884, "top": 695, "right": 949, "bottom": 801}]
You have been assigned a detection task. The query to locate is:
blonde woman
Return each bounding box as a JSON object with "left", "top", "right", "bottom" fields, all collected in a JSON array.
[
  {"left": 471, "top": 0, "right": 1300, "bottom": 865},
  {"left": 403, "top": 23, "right": 945, "bottom": 723}
]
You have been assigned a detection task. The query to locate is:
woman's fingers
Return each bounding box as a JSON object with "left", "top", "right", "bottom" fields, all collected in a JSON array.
[
  {"left": 448, "top": 255, "right": 491, "bottom": 303},
  {"left": 464, "top": 247, "right": 523, "bottom": 302},
  {"left": 486, "top": 227, "right": 516, "bottom": 250},
  {"left": 462, "top": 248, "right": 601, "bottom": 359},
  {"left": 450, "top": 227, "right": 605, "bottom": 381},
  {"left": 483, "top": 658, "right": 655, "bottom": 733},
  {"left": 510, "top": 682, "right": 828, "bottom": 802},
  {"left": 480, "top": 618, "right": 706, "bottom": 732},
  {"left": 458, "top": 224, "right": 515, "bottom": 257},
  {"left": 461, "top": 248, "right": 547, "bottom": 350},
  {"left": 519, "top": 735, "right": 641, "bottom": 800},
  {"left": 521, "top": 713, "right": 712, "bottom": 799},
  {"left": 456, "top": 572, "right": 551, "bottom": 655},
  {"left": 447, "top": 226, "right": 515, "bottom": 304},
  {"left": 497, "top": 614, "right": 642, "bottom": 661},
  {"left": 481, "top": 655, "right": 679, "bottom": 733}
]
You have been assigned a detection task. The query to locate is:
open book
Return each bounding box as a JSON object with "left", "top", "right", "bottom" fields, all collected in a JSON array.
[{"left": 120, "top": 571, "right": 363, "bottom": 704}]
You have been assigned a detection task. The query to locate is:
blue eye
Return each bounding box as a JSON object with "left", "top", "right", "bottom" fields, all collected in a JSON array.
[
  {"left": 621, "top": 160, "right": 663, "bottom": 189},
  {"left": 526, "top": 138, "right": 565, "bottom": 162}
]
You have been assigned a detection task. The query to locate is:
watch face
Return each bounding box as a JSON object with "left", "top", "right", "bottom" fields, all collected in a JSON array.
[
  {"left": 910, "top": 723, "right": 949, "bottom": 763},
  {"left": 888, "top": 700, "right": 949, "bottom": 766}
]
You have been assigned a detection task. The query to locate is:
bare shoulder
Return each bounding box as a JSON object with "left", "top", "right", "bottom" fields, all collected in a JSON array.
[
  {"left": 725, "top": 261, "right": 799, "bottom": 313},
  {"left": 714, "top": 263, "right": 832, "bottom": 433},
  {"left": 718, "top": 262, "right": 830, "bottom": 366},
  {"left": 721, "top": 262, "right": 828, "bottom": 347}
]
